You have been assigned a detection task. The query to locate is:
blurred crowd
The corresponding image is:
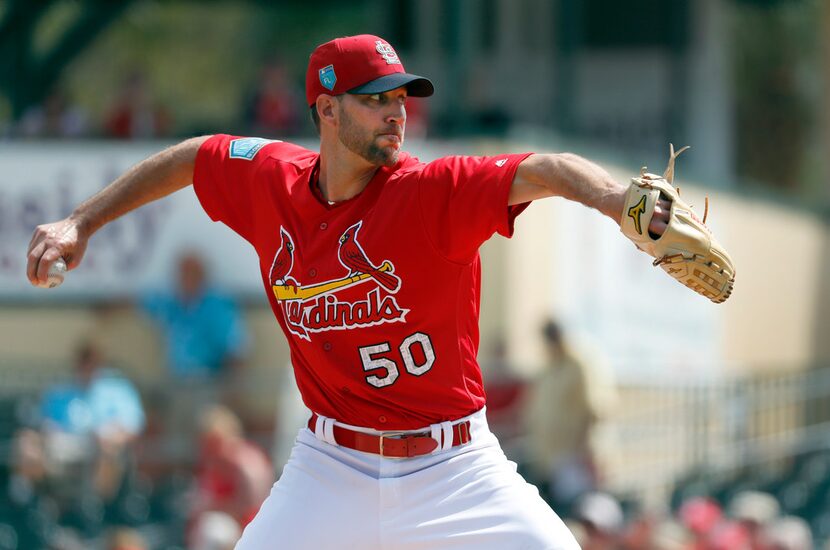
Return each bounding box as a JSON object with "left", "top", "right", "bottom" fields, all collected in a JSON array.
[
  {"left": 9, "top": 63, "right": 296, "bottom": 141},
  {"left": 3, "top": 252, "right": 273, "bottom": 550},
  {"left": 484, "top": 319, "right": 826, "bottom": 550},
  {"left": 6, "top": 59, "right": 430, "bottom": 142},
  {"left": 2, "top": 258, "right": 828, "bottom": 549},
  {"left": 555, "top": 489, "right": 817, "bottom": 550},
  {"left": 13, "top": 71, "right": 173, "bottom": 141}
]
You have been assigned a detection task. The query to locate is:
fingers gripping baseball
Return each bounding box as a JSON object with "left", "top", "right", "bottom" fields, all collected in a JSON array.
[{"left": 26, "top": 218, "right": 88, "bottom": 288}]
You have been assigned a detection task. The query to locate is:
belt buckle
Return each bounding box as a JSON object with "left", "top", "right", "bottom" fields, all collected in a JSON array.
[
  {"left": 378, "top": 431, "right": 407, "bottom": 458},
  {"left": 457, "top": 421, "right": 470, "bottom": 444}
]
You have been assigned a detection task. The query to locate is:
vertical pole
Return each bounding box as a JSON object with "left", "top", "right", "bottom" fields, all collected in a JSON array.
[
  {"left": 822, "top": 0, "right": 830, "bottom": 205},
  {"left": 553, "top": 0, "right": 579, "bottom": 136}
]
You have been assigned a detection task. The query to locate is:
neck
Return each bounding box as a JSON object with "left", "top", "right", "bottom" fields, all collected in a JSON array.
[{"left": 318, "top": 137, "right": 380, "bottom": 203}]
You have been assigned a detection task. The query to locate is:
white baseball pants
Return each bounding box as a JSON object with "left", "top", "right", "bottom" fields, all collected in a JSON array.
[{"left": 235, "top": 408, "right": 579, "bottom": 549}]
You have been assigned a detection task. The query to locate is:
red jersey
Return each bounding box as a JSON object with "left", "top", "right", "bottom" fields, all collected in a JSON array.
[{"left": 193, "top": 135, "right": 531, "bottom": 429}]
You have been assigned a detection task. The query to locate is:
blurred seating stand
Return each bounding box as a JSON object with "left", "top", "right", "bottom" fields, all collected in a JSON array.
[
  {"left": 605, "top": 365, "right": 830, "bottom": 521},
  {"left": 0, "top": 359, "right": 67, "bottom": 439},
  {"left": 0, "top": 358, "right": 191, "bottom": 548}
]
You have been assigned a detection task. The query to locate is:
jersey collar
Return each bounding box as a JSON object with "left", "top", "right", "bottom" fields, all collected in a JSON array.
[{"left": 307, "top": 153, "right": 413, "bottom": 211}]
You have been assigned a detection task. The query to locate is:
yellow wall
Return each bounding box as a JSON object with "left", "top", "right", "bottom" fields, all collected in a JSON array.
[
  {"left": 478, "top": 168, "right": 829, "bottom": 375},
  {"left": 715, "top": 195, "right": 826, "bottom": 370}
]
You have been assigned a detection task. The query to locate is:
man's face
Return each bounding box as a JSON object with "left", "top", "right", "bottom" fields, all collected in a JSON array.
[{"left": 337, "top": 86, "right": 407, "bottom": 167}]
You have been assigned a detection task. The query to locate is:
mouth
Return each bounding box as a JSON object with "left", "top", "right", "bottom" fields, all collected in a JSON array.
[{"left": 377, "top": 133, "right": 402, "bottom": 147}]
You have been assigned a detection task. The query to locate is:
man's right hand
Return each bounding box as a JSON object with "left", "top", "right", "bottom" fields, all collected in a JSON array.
[
  {"left": 27, "top": 216, "right": 88, "bottom": 287},
  {"left": 25, "top": 135, "right": 210, "bottom": 288}
]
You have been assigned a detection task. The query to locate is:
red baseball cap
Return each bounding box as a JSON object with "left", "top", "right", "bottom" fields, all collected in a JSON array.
[{"left": 305, "top": 34, "right": 434, "bottom": 107}]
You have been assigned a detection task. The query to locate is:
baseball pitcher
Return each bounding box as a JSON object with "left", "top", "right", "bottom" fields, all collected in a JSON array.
[{"left": 27, "top": 35, "right": 733, "bottom": 549}]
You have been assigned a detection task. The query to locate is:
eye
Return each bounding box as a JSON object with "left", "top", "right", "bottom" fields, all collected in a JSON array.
[{"left": 367, "top": 94, "right": 381, "bottom": 102}]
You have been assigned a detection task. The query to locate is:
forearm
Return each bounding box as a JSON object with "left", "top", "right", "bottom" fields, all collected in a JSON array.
[
  {"left": 513, "top": 153, "right": 627, "bottom": 223},
  {"left": 73, "top": 135, "right": 210, "bottom": 236}
]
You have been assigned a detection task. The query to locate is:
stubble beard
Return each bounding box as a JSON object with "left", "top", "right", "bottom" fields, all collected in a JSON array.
[{"left": 338, "top": 108, "right": 402, "bottom": 167}]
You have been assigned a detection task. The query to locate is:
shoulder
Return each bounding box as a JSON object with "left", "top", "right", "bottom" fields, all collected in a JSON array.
[
  {"left": 407, "top": 155, "right": 479, "bottom": 191},
  {"left": 384, "top": 152, "right": 425, "bottom": 182},
  {"left": 418, "top": 153, "right": 532, "bottom": 190},
  {"left": 207, "top": 134, "right": 318, "bottom": 169},
  {"left": 417, "top": 155, "right": 482, "bottom": 181},
  {"left": 379, "top": 155, "right": 482, "bottom": 200}
]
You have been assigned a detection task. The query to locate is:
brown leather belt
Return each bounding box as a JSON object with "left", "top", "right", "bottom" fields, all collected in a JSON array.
[{"left": 307, "top": 413, "right": 472, "bottom": 458}]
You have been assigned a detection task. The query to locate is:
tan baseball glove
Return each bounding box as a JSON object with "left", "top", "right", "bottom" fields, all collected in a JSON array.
[{"left": 620, "top": 144, "right": 735, "bottom": 303}]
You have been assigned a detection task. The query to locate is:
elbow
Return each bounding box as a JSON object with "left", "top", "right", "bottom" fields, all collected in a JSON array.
[
  {"left": 548, "top": 152, "right": 583, "bottom": 173},
  {"left": 517, "top": 152, "right": 588, "bottom": 198},
  {"left": 528, "top": 153, "right": 571, "bottom": 192},
  {"left": 520, "top": 153, "right": 554, "bottom": 185}
]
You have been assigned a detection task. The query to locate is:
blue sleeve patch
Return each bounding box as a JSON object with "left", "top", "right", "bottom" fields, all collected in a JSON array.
[{"left": 229, "top": 137, "right": 282, "bottom": 160}]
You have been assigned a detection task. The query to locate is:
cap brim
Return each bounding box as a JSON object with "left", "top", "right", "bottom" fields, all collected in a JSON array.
[{"left": 347, "top": 73, "right": 434, "bottom": 97}]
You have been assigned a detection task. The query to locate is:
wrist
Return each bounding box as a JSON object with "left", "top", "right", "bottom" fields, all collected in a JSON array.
[
  {"left": 603, "top": 185, "right": 628, "bottom": 224},
  {"left": 69, "top": 208, "right": 97, "bottom": 237}
]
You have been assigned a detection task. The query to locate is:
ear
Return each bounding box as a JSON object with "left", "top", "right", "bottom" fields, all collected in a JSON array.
[{"left": 316, "top": 94, "right": 338, "bottom": 127}]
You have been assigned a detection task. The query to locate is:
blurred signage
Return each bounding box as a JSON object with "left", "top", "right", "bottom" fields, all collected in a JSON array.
[
  {"left": 0, "top": 140, "right": 456, "bottom": 302},
  {"left": 0, "top": 141, "right": 268, "bottom": 300}
]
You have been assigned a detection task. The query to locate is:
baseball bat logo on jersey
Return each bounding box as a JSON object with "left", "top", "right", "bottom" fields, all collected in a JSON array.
[
  {"left": 269, "top": 222, "right": 407, "bottom": 341},
  {"left": 338, "top": 221, "right": 401, "bottom": 293}
]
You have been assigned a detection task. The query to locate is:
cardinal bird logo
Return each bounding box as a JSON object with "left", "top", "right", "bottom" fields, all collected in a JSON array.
[
  {"left": 338, "top": 221, "right": 401, "bottom": 293},
  {"left": 269, "top": 227, "right": 295, "bottom": 286},
  {"left": 268, "top": 221, "right": 407, "bottom": 341}
]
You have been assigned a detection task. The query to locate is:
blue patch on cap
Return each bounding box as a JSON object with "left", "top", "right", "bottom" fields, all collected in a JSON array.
[
  {"left": 319, "top": 65, "right": 337, "bottom": 91},
  {"left": 229, "top": 137, "right": 281, "bottom": 161}
]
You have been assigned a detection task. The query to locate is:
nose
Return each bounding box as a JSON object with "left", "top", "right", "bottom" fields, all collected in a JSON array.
[{"left": 385, "top": 103, "right": 406, "bottom": 127}]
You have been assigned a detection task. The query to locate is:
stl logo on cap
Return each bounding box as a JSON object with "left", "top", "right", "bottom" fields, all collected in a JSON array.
[
  {"left": 319, "top": 64, "right": 337, "bottom": 91},
  {"left": 375, "top": 41, "right": 401, "bottom": 65}
]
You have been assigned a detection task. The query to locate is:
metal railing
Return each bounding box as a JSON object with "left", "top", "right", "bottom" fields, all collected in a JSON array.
[{"left": 604, "top": 366, "right": 830, "bottom": 505}]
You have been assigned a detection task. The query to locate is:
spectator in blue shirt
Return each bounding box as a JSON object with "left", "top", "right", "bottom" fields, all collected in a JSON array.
[
  {"left": 140, "top": 251, "right": 249, "bottom": 466},
  {"left": 41, "top": 345, "right": 145, "bottom": 438},
  {"left": 141, "top": 251, "right": 248, "bottom": 380},
  {"left": 40, "top": 341, "right": 145, "bottom": 503}
]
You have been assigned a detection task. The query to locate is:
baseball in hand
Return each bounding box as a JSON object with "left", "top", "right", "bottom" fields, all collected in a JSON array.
[{"left": 42, "top": 257, "right": 67, "bottom": 289}]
